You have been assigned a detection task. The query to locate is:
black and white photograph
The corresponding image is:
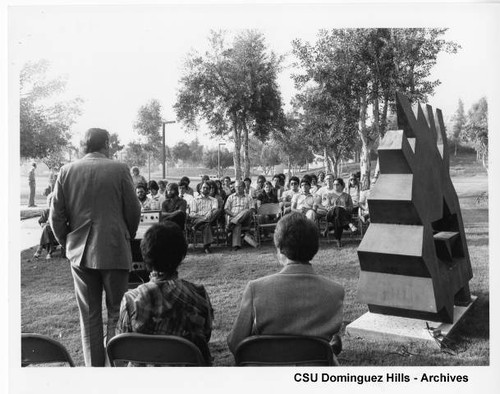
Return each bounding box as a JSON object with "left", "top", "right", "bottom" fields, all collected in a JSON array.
[{"left": 4, "top": 1, "right": 499, "bottom": 393}]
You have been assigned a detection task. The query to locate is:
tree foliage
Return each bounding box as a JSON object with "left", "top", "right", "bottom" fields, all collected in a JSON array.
[
  {"left": 175, "top": 30, "right": 284, "bottom": 179},
  {"left": 108, "top": 132, "right": 124, "bottom": 159},
  {"left": 292, "top": 28, "right": 459, "bottom": 188},
  {"left": 134, "top": 99, "right": 163, "bottom": 159},
  {"left": 202, "top": 147, "right": 233, "bottom": 174},
  {"left": 449, "top": 99, "right": 466, "bottom": 156},
  {"left": 20, "top": 59, "right": 83, "bottom": 161},
  {"left": 123, "top": 141, "right": 147, "bottom": 168},
  {"left": 464, "top": 97, "right": 488, "bottom": 170}
]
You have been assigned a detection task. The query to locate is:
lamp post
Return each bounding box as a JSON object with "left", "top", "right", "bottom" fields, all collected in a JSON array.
[
  {"left": 162, "top": 120, "right": 176, "bottom": 179},
  {"left": 217, "top": 142, "right": 226, "bottom": 179}
]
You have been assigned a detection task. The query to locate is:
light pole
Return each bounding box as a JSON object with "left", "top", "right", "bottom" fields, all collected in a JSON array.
[
  {"left": 162, "top": 120, "right": 175, "bottom": 179},
  {"left": 217, "top": 142, "right": 226, "bottom": 179}
]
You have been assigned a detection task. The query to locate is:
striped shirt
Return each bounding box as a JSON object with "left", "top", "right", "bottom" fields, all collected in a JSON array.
[{"left": 225, "top": 193, "right": 253, "bottom": 215}]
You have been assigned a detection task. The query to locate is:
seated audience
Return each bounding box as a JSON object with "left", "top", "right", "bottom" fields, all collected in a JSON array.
[
  {"left": 33, "top": 193, "right": 63, "bottom": 259},
  {"left": 224, "top": 180, "right": 256, "bottom": 251},
  {"left": 136, "top": 184, "right": 153, "bottom": 211},
  {"left": 280, "top": 176, "right": 300, "bottom": 214},
  {"left": 117, "top": 222, "right": 213, "bottom": 365},
  {"left": 347, "top": 173, "right": 360, "bottom": 210},
  {"left": 161, "top": 182, "right": 187, "bottom": 230},
  {"left": 317, "top": 177, "right": 356, "bottom": 247},
  {"left": 180, "top": 176, "right": 194, "bottom": 195},
  {"left": 131, "top": 166, "right": 147, "bottom": 188},
  {"left": 317, "top": 171, "right": 326, "bottom": 187},
  {"left": 243, "top": 177, "right": 256, "bottom": 200},
  {"left": 189, "top": 182, "right": 219, "bottom": 254},
  {"left": 290, "top": 178, "right": 317, "bottom": 222},
  {"left": 158, "top": 180, "right": 167, "bottom": 197},
  {"left": 222, "top": 176, "right": 232, "bottom": 196},
  {"left": 255, "top": 175, "right": 266, "bottom": 195},
  {"left": 179, "top": 180, "right": 195, "bottom": 210},
  {"left": 227, "top": 212, "right": 344, "bottom": 363},
  {"left": 256, "top": 181, "right": 279, "bottom": 207},
  {"left": 310, "top": 174, "right": 319, "bottom": 194},
  {"left": 196, "top": 175, "right": 211, "bottom": 197},
  {"left": 271, "top": 175, "right": 284, "bottom": 200},
  {"left": 148, "top": 180, "right": 164, "bottom": 211}
]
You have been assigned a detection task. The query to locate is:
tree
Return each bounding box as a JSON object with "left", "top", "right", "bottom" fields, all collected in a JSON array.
[
  {"left": 20, "top": 59, "right": 83, "bottom": 161},
  {"left": 188, "top": 139, "right": 204, "bottom": 166},
  {"left": 134, "top": 99, "right": 163, "bottom": 159},
  {"left": 449, "top": 99, "right": 466, "bottom": 156},
  {"left": 171, "top": 141, "right": 192, "bottom": 164},
  {"left": 175, "top": 30, "right": 284, "bottom": 179},
  {"left": 108, "top": 132, "right": 124, "bottom": 159},
  {"left": 123, "top": 141, "right": 147, "bottom": 168},
  {"left": 464, "top": 97, "right": 488, "bottom": 171},
  {"left": 292, "top": 29, "right": 459, "bottom": 189},
  {"left": 202, "top": 147, "right": 233, "bottom": 175}
]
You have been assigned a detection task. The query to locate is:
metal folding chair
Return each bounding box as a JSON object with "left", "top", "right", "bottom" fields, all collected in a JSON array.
[
  {"left": 234, "top": 335, "right": 337, "bottom": 366},
  {"left": 106, "top": 333, "right": 206, "bottom": 366},
  {"left": 22, "top": 333, "right": 74, "bottom": 367}
]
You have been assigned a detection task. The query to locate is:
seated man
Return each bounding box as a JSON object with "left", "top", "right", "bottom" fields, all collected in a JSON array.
[
  {"left": 117, "top": 222, "right": 213, "bottom": 365},
  {"left": 224, "top": 180, "right": 256, "bottom": 251},
  {"left": 179, "top": 180, "right": 195, "bottom": 211},
  {"left": 290, "top": 178, "right": 317, "bottom": 222},
  {"left": 317, "top": 177, "right": 356, "bottom": 248},
  {"left": 136, "top": 184, "right": 153, "bottom": 211},
  {"left": 148, "top": 180, "right": 165, "bottom": 211},
  {"left": 33, "top": 193, "right": 63, "bottom": 259},
  {"left": 280, "top": 176, "right": 300, "bottom": 214},
  {"left": 189, "top": 182, "right": 219, "bottom": 254},
  {"left": 161, "top": 182, "right": 187, "bottom": 230},
  {"left": 227, "top": 212, "right": 344, "bottom": 363}
]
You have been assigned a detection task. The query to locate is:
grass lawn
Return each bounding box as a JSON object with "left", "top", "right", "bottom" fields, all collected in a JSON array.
[{"left": 20, "top": 153, "right": 489, "bottom": 367}]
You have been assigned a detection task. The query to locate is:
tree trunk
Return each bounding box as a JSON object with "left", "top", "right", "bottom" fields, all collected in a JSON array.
[
  {"left": 242, "top": 120, "right": 251, "bottom": 179},
  {"left": 380, "top": 94, "right": 389, "bottom": 138},
  {"left": 232, "top": 114, "right": 242, "bottom": 180},
  {"left": 358, "top": 94, "right": 371, "bottom": 191},
  {"left": 287, "top": 157, "right": 292, "bottom": 179}
]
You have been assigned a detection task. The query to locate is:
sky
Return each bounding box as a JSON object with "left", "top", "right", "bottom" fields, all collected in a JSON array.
[{"left": 8, "top": 3, "right": 499, "bottom": 150}]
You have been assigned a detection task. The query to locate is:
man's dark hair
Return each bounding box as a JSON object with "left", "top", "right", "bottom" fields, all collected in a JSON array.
[
  {"left": 167, "top": 182, "right": 179, "bottom": 196},
  {"left": 179, "top": 180, "right": 188, "bottom": 188},
  {"left": 148, "top": 180, "right": 159, "bottom": 191},
  {"left": 244, "top": 177, "right": 251, "bottom": 183},
  {"left": 300, "top": 178, "right": 311, "bottom": 187},
  {"left": 180, "top": 176, "right": 190, "bottom": 185},
  {"left": 140, "top": 222, "right": 187, "bottom": 274},
  {"left": 289, "top": 176, "right": 300, "bottom": 185},
  {"left": 334, "top": 177, "right": 345, "bottom": 188},
  {"left": 83, "top": 128, "right": 110, "bottom": 154},
  {"left": 274, "top": 212, "right": 319, "bottom": 262}
]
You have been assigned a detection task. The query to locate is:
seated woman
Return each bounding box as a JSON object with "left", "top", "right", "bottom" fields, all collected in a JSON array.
[
  {"left": 116, "top": 222, "right": 214, "bottom": 365},
  {"left": 256, "top": 181, "right": 278, "bottom": 207},
  {"left": 227, "top": 212, "right": 344, "bottom": 364}
]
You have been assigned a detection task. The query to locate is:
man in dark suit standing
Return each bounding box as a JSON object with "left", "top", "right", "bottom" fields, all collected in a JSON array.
[{"left": 50, "top": 128, "right": 141, "bottom": 366}]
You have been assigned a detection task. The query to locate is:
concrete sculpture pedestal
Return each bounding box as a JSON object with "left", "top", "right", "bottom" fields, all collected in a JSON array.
[{"left": 346, "top": 296, "right": 476, "bottom": 348}]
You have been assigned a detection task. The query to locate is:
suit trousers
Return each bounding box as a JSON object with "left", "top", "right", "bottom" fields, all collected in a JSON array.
[{"left": 71, "top": 265, "right": 129, "bottom": 367}]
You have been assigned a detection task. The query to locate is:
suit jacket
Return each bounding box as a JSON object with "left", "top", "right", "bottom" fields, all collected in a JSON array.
[
  {"left": 227, "top": 263, "right": 344, "bottom": 353},
  {"left": 49, "top": 152, "right": 141, "bottom": 269}
]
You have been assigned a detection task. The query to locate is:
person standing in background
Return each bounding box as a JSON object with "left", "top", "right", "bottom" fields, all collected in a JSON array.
[{"left": 28, "top": 162, "right": 36, "bottom": 207}]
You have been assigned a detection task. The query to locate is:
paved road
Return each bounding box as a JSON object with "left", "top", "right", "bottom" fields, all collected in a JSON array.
[{"left": 20, "top": 217, "right": 43, "bottom": 251}]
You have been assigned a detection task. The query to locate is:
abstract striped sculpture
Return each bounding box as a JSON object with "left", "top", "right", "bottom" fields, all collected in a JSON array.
[{"left": 356, "top": 92, "right": 473, "bottom": 323}]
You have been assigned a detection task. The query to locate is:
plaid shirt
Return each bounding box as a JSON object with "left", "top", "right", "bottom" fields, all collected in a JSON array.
[
  {"left": 224, "top": 193, "right": 253, "bottom": 215},
  {"left": 117, "top": 275, "right": 214, "bottom": 363},
  {"left": 189, "top": 195, "right": 218, "bottom": 217}
]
